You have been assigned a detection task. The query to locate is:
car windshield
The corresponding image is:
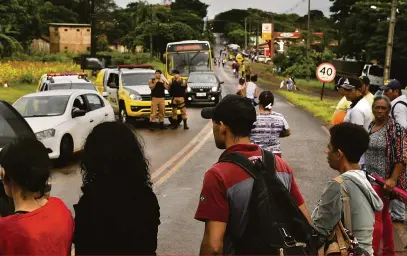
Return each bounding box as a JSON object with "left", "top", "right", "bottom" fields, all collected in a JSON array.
[
  {"left": 188, "top": 74, "right": 217, "bottom": 83},
  {"left": 0, "top": 101, "right": 35, "bottom": 148},
  {"left": 49, "top": 83, "right": 96, "bottom": 91},
  {"left": 13, "top": 95, "right": 70, "bottom": 117},
  {"left": 369, "top": 66, "right": 384, "bottom": 77},
  {"left": 122, "top": 73, "right": 154, "bottom": 86},
  {"left": 167, "top": 52, "right": 211, "bottom": 76}
]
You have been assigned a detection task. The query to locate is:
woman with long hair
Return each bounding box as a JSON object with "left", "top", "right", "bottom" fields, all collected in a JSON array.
[
  {"left": 0, "top": 137, "right": 74, "bottom": 254},
  {"left": 73, "top": 122, "right": 160, "bottom": 255},
  {"left": 365, "top": 95, "right": 407, "bottom": 256},
  {"left": 249, "top": 91, "right": 290, "bottom": 157}
]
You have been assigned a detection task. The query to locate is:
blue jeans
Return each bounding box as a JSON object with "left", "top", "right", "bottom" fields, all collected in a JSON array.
[{"left": 391, "top": 200, "right": 405, "bottom": 221}]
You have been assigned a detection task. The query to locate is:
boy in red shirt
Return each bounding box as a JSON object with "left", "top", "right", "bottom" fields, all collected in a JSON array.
[
  {"left": 195, "top": 94, "right": 310, "bottom": 255},
  {"left": 0, "top": 137, "right": 74, "bottom": 255}
]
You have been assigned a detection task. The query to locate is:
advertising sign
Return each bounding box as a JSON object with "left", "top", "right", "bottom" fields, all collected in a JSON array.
[{"left": 262, "top": 23, "right": 273, "bottom": 41}]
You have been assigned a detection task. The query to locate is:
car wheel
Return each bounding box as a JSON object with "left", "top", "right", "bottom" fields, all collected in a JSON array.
[
  {"left": 119, "top": 105, "right": 127, "bottom": 124},
  {"left": 57, "top": 135, "right": 73, "bottom": 167},
  {"left": 215, "top": 94, "right": 222, "bottom": 105}
]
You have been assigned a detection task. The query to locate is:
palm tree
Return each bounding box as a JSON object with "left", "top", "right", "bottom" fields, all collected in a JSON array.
[{"left": 0, "top": 24, "right": 23, "bottom": 58}]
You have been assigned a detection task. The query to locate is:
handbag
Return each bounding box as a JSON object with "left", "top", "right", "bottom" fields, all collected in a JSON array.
[{"left": 318, "top": 176, "right": 369, "bottom": 256}]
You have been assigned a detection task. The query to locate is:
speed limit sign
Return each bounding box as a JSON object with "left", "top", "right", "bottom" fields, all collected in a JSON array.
[{"left": 316, "top": 62, "right": 336, "bottom": 83}]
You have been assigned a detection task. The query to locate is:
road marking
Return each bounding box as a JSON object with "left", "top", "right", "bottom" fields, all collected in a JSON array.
[
  {"left": 151, "top": 121, "right": 211, "bottom": 180},
  {"left": 321, "top": 126, "right": 330, "bottom": 136},
  {"left": 153, "top": 129, "right": 213, "bottom": 188}
]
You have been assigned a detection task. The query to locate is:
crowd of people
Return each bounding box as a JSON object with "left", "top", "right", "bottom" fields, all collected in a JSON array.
[{"left": 0, "top": 62, "right": 406, "bottom": 256}]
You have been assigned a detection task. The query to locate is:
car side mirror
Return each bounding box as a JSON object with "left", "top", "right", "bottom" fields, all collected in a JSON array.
[
  {"left": 102, "top": 91, "right": 108, "bottom": 98},
  {"left": 72, "top": 109, "right": 86, "bottom": 118},
  {"left": 219, "top": 81, "right": 224, "bottom": 84},
  {"left": 109, "top": 82, "right": 118, "bottom": 88}
]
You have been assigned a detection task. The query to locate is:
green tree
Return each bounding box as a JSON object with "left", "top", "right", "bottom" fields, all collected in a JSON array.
[
  {"left": 0, "top": 24, "right": 23, "bottom": 57},
  {"left": 227, "top": 29, "right": 246, "bottom": 46},
  {"left": 170, "top": 0, "right": 208, "bottom": 19}
]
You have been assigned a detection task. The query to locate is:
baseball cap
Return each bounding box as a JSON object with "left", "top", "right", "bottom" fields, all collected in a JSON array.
[
  {"left": 172, "top": 70, "right": 180, "bottom": 75},
  {"left": 360, "top": 76, "right": 370, "bottom": 85},
  {"left": 379, "top": 79, "right": 404, "bottom": 91},
  {"left": 201, "top": 94, "right": 256, "bottom": 132},
  {"left": 337, "top": 78, "right": 355, "bottom": 90}
]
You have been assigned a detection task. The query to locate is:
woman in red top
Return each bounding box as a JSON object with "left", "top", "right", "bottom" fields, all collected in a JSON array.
[{"left": 0, "top": 137, "right": 74, "bottom": 255}]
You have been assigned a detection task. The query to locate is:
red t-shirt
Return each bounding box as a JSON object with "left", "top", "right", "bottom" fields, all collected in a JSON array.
[
  {"left": 195, "top": 144, "right": 304, "bottom": 223},
  {"left": 0, "top": 197, "right": 74, "bottom": 255}
]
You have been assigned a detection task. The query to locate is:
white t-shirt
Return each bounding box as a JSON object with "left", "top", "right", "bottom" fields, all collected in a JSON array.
[
  {"left": 344, "top": 97, "right": 373, "bottom": 131},
  {"left": 246, "top": 82, "right": 257, "bottom": 99},
  {"left": 391, "top": 95, "right": 407, "bottom": 129}
]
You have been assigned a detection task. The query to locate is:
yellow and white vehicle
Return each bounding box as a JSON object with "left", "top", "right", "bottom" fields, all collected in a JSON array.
[
  {"left": 95, "top": 64, "right": 182, "bottom": 124},
  {"left": 165, "top": 40, "right": 213, "bottom": 81}
]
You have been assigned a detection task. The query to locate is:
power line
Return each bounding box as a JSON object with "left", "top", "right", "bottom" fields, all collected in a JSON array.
[{"left": 284, "top": 0, "right": 307, "bottom": 13}]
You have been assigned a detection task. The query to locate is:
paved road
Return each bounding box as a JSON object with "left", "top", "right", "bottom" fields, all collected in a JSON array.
[{"left": 50, "top": 53, "right": 361, "bottom": 254}]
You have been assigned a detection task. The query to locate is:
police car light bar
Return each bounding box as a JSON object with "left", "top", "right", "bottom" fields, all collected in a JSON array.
[
  {"left": 46, "top": 72, "right": 88, "bottom": 77},
  {"left": 117, "top": 64, "right": 154, "bottom": 70}
]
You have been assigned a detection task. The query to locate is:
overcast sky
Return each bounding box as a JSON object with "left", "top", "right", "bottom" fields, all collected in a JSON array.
[{"left": 114, "top": 0, "right": 332, "bottom": 18}]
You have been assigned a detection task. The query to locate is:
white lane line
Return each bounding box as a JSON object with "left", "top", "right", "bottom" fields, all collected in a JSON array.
[
  {"left": 153, "top": 129, "right": 213, "bottom": 188},
  {"left": 321, "top": 126, "right": 330, "bottom": 136},
  {"left": 151, "top": 121, "right": 211, "bottom": 180}
]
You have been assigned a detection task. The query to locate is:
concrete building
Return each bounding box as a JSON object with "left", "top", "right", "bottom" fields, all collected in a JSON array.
[{"left": 49, "top": 23, "right": 91, "bottom": 53}]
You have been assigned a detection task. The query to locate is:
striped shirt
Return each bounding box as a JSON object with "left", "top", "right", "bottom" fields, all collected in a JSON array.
[{"left": 249, "top": 112, "right": 289, "bottom": 154}]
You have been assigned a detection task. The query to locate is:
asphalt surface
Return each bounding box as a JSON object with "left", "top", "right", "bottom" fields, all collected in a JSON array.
[{"left": 52, "top": 50, "right": 405, "bottom": 255}]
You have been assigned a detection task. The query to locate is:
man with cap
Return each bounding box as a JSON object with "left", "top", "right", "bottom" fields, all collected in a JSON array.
[
  {"left": 332, "top": 77, "right": 351, "bottom": 125},
  {"left": 194, "top": 95, "right": 311, "bottom": 255},
  {"left": 380, "top": 79, "right": 407, "bottom": 224},
  {"left": 168, "top": 70, "right": 189, "bottom": 130},
  {"left": 341, "top": 76, "right": 373, "bottom": 170}
]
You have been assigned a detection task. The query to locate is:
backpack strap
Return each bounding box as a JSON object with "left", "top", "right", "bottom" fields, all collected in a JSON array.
[
  {"left": 391, "top": 101, "right": 407, "bottom": 119},
  {"left": 333, "top": 176, "right": 352, "bottom": 232}
]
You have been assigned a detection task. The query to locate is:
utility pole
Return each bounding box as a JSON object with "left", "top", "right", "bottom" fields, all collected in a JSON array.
[
  {"left": 256, "top": 21, "right": 259, "bottom": 54},
  {"left": 150, "top": 4, "right": 154, "bottom": 58},
  {"left": 306, "top": 0, "right": 311, "bottom": 80},
  {"left": 90, "top": 0, "right": 96, "bottom": 57},
  {"left": 244, "top": 18, "right": 247, "bottom": 51},
  {"left": 384, "top": 0, "right": 398, "bottom": 81}
]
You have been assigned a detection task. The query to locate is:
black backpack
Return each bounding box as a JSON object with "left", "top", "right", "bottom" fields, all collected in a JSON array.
[
  {"left": 219, "top": 150, "right": 318, "bottom": 255},
  {"left": 391, "top": 100, "right": 407, "bottom": 119}
]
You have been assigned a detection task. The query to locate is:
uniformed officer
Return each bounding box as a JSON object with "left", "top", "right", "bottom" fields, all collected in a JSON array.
[
  {"left": 168, "top": 70, "right": 189, "bottom": 130},
  {"left": 149, "top": 70, "right": 169, "bottom": 130}
]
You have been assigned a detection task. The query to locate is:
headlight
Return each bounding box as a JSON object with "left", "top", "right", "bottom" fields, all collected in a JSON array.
[
  {"left": 36, "top": 129, "right": 55, "bottom": 141},
  {"left": 187, "top": 87, "right": 191, "bottom": 92},
  {"left": 211, "top": 87, "right": 218, "bottom": 92},
  {"left": 130, "top": 93, "right": 142, "bottom": 100}
]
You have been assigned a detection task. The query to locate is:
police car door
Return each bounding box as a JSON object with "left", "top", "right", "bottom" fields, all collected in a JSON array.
[{"left": 106, "top": 72, "right": 119, "bottom": 113}]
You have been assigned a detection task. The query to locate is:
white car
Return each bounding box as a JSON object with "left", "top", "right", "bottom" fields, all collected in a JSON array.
[{"left": 12, "top": 90, "right": 115, "bottom": 165}]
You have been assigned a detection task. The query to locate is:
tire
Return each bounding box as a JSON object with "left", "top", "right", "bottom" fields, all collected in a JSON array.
[
  {"left": 119, "top": 102, "right": 127, "bottom": 124},
  {"left": 168, "top": 115, "right": 182, "bottom": 125},
  {"left": 215, "top": 94, "right": 222, "bottom": 105},
  {"left": 58, "top": 135, "right": 73, "bottom": 167}
]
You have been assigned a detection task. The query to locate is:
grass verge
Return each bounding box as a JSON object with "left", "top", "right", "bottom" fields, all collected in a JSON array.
[
  {"left": 0, "top": 83, "right": 36, "bottom": 103},
  {"left": 275, "top": 90, "right": 338, "bottom": 124}
]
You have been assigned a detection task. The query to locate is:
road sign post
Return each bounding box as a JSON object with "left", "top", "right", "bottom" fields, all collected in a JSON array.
[{"left": 316, "top": 62, "right": 336, "bottom": 100}]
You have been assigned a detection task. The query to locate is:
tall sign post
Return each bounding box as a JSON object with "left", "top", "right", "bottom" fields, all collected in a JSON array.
[
  {"left": 262, "top": 23, "right": 273, "bottom": 58},
  {"left": 316, "top": 62, "right": 336, "bottom": 100}
]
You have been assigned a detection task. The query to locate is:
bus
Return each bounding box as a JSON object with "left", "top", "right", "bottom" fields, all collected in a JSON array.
[{"left": 165, "top": 40, "right": 213, "bottom": 80}]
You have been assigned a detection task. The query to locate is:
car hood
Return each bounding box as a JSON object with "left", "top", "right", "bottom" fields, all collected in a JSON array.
[
  {"left": 188, "top": 82, "right": 217, "bottom": 87},
  {"left": 124, "top": 85, "right": 169, "bottom": 95},
  {"left": 25, "top": 116, "right": 66, "bottom": 133}
]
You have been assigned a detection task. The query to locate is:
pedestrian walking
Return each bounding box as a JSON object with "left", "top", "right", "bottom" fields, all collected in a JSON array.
[
  {"left": 149, "top": 70, "right": 169, "bottom": 130},
  {"left": 312, "top": 122, "right": 383, "bottom": 255},
  {"left": 341, "top": 76, "right": 374, "bottom": 169},
  {"left": 250, "top": 91, "right": 290, "bottom": 157},
  {"left": 364, "top": 95, "right": 407, "bottom": 256},
  {"left": 195, "top": 95, "right": 313, "bottom": 255},
  {"left": 381, "top": 79, "right": 407, "bottom": 223},
  {"left": 0, "top": 137, "right": 74, "bottom": 254},
  {"left": 332, "top": 77, "right": 351, "bottom": 125},
  {"left": 286, "top": 74, "right": 295, "bottom": 92},
  {"left": 246, "top": 74, "right": 259, "bottom": 105},
  {"left": 168, "top": 70, "right": 189, "bottom": 130},
  {"left": 222, "top": 58, "right": 226, "bottom": 67},
  {"left": 236, "top": 78, "right": 247, "bottom": 96},
  {"left": 73, "top": 122, "right": 160, "bottom": 255}
]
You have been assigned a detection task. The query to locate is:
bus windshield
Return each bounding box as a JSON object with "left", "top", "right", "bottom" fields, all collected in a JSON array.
[{"left": 167, "top": 52, "right": 211, "bottom": 76}]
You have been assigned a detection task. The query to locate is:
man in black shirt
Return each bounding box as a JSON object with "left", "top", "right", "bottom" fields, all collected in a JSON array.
[
  {"left": 149, "top": 70, "right": 168, "bottom": 130},
  {"left": 168, "top": 70, "right": 189, "bottom": 130}
]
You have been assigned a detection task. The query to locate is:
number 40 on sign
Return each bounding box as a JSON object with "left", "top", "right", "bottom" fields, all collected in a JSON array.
[{"left": 316, "top": 62, "right": 336, "bottom": 100}]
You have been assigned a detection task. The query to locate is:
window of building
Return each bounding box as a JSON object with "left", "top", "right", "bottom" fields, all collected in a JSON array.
[
  {"left": 64, "top": 29, "right": 68, "bottom": 31},
  {"left": 77, "top": 29, "right": 80, "bottom": 32},
  {"left": 54, "top": 27, "right": 58, "bottom": 32},
  {"left": 87, "top": 47, "right": 90, "bottom": 51},
  {"left": 87, "top": 29, "right": 90, "bottom": 32}
]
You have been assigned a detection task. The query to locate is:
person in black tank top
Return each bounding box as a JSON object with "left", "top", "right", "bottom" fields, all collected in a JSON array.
[
  {"left": 149, "top": 70, "right": 168, "bottom": 130},
  {"left": 168, "top": 70, "right": 189, "bottom": 130}
]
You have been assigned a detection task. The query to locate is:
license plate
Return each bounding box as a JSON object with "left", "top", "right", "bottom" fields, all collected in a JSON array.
[{"left": 196, "top": 93, "right": 206, "bottom": 97}]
